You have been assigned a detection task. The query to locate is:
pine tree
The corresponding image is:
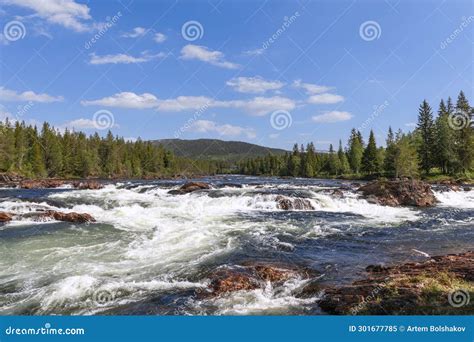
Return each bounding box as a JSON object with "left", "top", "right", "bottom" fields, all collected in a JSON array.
[
  {"left": 434, "top": 99, "right": 455, "bottom": 174},
  {"left": 362, "top": 130, "right": 379, "bottom": 174},
  {"left": 394, "top": 134, "right": 419, "bottom": 178},
  {"left": 416, "top": 100, "right": 435, "bottom": 174},
  {"left": 347, "top": 129, "right": 364, "bottom": 174},
  {"left": 384, "top": 127, "right": 397, "bottom": 176},
  {"left": 454, "top": 91, "right": 473, "bottom": 174}
]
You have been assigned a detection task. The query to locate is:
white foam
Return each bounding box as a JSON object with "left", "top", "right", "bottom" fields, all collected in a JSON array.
[{"left": 434, "top": 190, "right": 474, "bottom": 209}]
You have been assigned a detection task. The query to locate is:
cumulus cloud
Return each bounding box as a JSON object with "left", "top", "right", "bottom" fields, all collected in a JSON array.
[
  {"left": 312, "top": 111, "right": 352, "bottom": 123},
  {"left": 81, "top": 92, "right": 159, "bottom": 109},
  {"left": 3, "top": 0, "right": 93, "bottom": 32},
  {"left": 307, "top": 93, "right": 344, "bottom": 104},
  {"left": 180, "top": 44, "right": 240, "bottom": 69},
  {"left": 0, "top": 87, "right": 63, "bottom": 103},
  {"left": 88, "top": 52, "right": 165, "bottom": 65},
  {"left": 188, "top": 120, "right": 256, "bottom": 139},
  {"left": 293, "top": 80, "right": 332, "bottom": 95},
  {"left": 61, "top": 118, "right": 119, "bottom": 131},
  {"left": 227, "top": 76, "right": 284, "bottom": 94},
  {"left": 153, "top": 32, "right": 166, "bottom": 43},
  {"left": 82, "top": 91, "right": 295, "bottom": 116},
  {"left": 121, "top": 27, "right": 148, "bottom": 38}
]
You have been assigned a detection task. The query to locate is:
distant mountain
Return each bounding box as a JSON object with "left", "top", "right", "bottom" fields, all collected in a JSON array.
[{"left": 152, "top": 139, "right": 287, "bottom": 162}]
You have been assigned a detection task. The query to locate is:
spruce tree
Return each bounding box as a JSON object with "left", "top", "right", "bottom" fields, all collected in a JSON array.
[
  {"left": 362, "top": 130, "right": 379, "bottom": 174},
  {"left": 416, "top": 100, "right": 435, "bottom": 175}
]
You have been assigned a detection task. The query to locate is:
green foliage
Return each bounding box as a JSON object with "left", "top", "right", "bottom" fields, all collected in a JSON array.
[
  {"left": 0, "top": 120, "right": 221, "bottom": 178},
  {"left": 362, "top": 130, "right": 379, "bottom": 174}
]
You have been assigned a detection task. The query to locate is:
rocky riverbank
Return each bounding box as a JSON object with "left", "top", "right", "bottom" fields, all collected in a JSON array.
[{"left": 318, "top": 251, "right": 474, "bottom": 315}]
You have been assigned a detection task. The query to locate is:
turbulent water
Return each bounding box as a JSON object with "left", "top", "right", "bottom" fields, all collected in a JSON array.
[{"left": 0, "top": 176, "right": 473, "bottom": 315}]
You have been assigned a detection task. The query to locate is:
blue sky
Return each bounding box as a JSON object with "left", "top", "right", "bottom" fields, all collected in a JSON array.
[{"left": 0, "top": 0, "right": 472, "bottom": 150}]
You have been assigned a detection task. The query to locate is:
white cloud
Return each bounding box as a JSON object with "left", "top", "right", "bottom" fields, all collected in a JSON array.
[
  {"left": 188, "top": 120, "right": 256, "bottom": 139},
  {"left": 81, "top": 92, "right": 159, "bottom": 109},
  {"left": 153, "top": 32, "right": 166, "bottom": 43},
  {"left": 82, "top": 91, "right": 295, "bottom": 116},
  {"left": 307, "top": 93, "right": 344, "bottom": 104},
  {"left": 312, "top": 111, "right": 352, "bottom": 123},
  {"left": 3, "top": 0, "right": 93, "bottom": 32},
  {"left": 88, "top": 52, "right": 165, "bottom": 65},
  {"left": 180, "top": 44, "right": 240, "bottom": 69},
  {"left": 243, "top": 48, "right": 264, "bottom": 56},
  {"left": 234, "top": 96, "right": 295, "bottom": 116},
  {"left": 227, "top": 76, "right": 284, "bottom": 94},
  {"left": 62, "top": 118, "right": 118, "bottom": 130},
  {"left": 293, "top": 80, "right": 332, "bottom": 95},
  {"left": 0, "top": 87, "right": 63, "bottom": 102},
  {"left": 121, "top": 27, "right": 148, "bottom": 38},
  {"left": 156, "top": 96, "right": 226, "bottom": 112}
]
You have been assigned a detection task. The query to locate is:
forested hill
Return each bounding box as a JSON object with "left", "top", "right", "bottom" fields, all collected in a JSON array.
[{"left": 152, "top": 139, "right": 287, "bottom": 162}]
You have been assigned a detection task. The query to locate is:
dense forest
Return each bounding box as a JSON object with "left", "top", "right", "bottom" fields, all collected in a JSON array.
[
  {"left": 0, "top": 91, "right": 472, "bottom": 180},
  {"left": 0, "top": 122, "right": 223, "bottom": 178},
  {"left": 238, "top": 91, "right": 473, "bottom": 179}
]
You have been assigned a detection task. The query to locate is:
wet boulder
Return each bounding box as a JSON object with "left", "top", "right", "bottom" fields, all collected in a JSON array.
[
  {"left": 168, "top": 182, "right": 211, "bottom": 195},
  {"left": 72, "top": 181, "right": 104, "bottom": 190},
  {"left": 20, "top": 179, "right": 64, "bottom": 189},
  {"left": 0, "top": 212, "right": 13, "bottom": 222},
  {"left": 276, "top": 195, "right": 315, "bottom": 210},
  {"left": 358, "top": 179, "right": 437, "bottom": 207},
  {"left": 208, "top": 263, "right": 314, "bottom": 296},
  {"left": 37, "top": 210, "right": 95, "bottom": 223}
]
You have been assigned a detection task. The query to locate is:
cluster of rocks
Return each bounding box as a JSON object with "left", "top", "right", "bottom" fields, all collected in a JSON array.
[
  {"left": 358, "top": 179, "right": 438, "bottom": 207},
  {"left": 318, "top": 251, "right": 474, "bottom": 315},
  {"left": 275, "top": 195, "right": 315, "bottom": 211},
  {"left": 0, "top": 210, "right": 95, "bottom": 223}
]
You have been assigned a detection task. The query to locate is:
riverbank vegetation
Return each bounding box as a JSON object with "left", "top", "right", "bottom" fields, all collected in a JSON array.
[{"left": 238, "top": 91, "right": 473, "bottom": 180}]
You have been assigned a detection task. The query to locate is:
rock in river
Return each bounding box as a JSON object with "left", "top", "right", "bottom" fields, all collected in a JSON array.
[
  {"left": 276, "top": 195, "right": 315, "bottom": 210},
  {"left": 37, "top": 210, "right": 96, "bottom": 223},
  {"left": 358, "top": 179, "right": 437, "bottom": 207},
  {"left": 168, "top": 182, "right": 211, "bottom": 195}
]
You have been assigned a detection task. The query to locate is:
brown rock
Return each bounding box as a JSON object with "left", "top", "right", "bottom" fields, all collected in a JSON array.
[
  {"left": 210, "top": 274, "right": 259, "bottom": 295},
  {"left": 318, "top": 251, "right": 474, "bottom": 315},
  {"left": 0, "top": 212, "right": 13, "bottom": 222},
  {"left": 358, "top": 179, "right": 437, "bottom": 207},
  {"left": 168, "top": 181, "right": 211, "bottom": 195},
  {"left": 20, "top": 179, "right": 64, "bottom": 189},
  {"left": 38, "top": 210, "right": 95, "bottom": 223},
  {"left": 276, "top": 195, "right": 315, "bottom": 210},
  {"left": 72, "top": 181, "right": 104, "bottom": 190}
]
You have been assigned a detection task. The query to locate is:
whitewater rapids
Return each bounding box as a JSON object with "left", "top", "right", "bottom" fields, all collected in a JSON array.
[{"left": 0, "top": 176, "right": 472, "bottom": 315}]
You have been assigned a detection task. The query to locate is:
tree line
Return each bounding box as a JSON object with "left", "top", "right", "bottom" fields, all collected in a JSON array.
[
  {"left": 238, "top": 91, "right": 473, "bottom": 179},
  {"left": 0, "top": 122, "right": 223, "bottom": 178}
]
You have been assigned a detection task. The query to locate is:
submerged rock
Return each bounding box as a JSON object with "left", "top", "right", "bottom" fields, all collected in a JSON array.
[
  {"left": 37, "top": 210, "right": 95, "bottom": 223},
  {"left": 318, "top": 251, "right": 474, "bottom": 315},
  {"left": 0, "top": 212, "right": 13, "bottom": 222},
  {"left": 358, "top": 179, "right": 437, "bottom": 207},
  {"left": 72, "top": 181, "right": 104, "bottom": 190},
  {"left": 168, "top": 182, "right": 211, "bottom": 195},
  {"left": 276, "top": 195, "right": 315, "bottom": 210}
]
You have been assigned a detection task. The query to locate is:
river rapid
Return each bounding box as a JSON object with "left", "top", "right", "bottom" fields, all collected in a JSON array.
[{"left": 0, "top": 176, "right": 472, "bottom": 315}]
